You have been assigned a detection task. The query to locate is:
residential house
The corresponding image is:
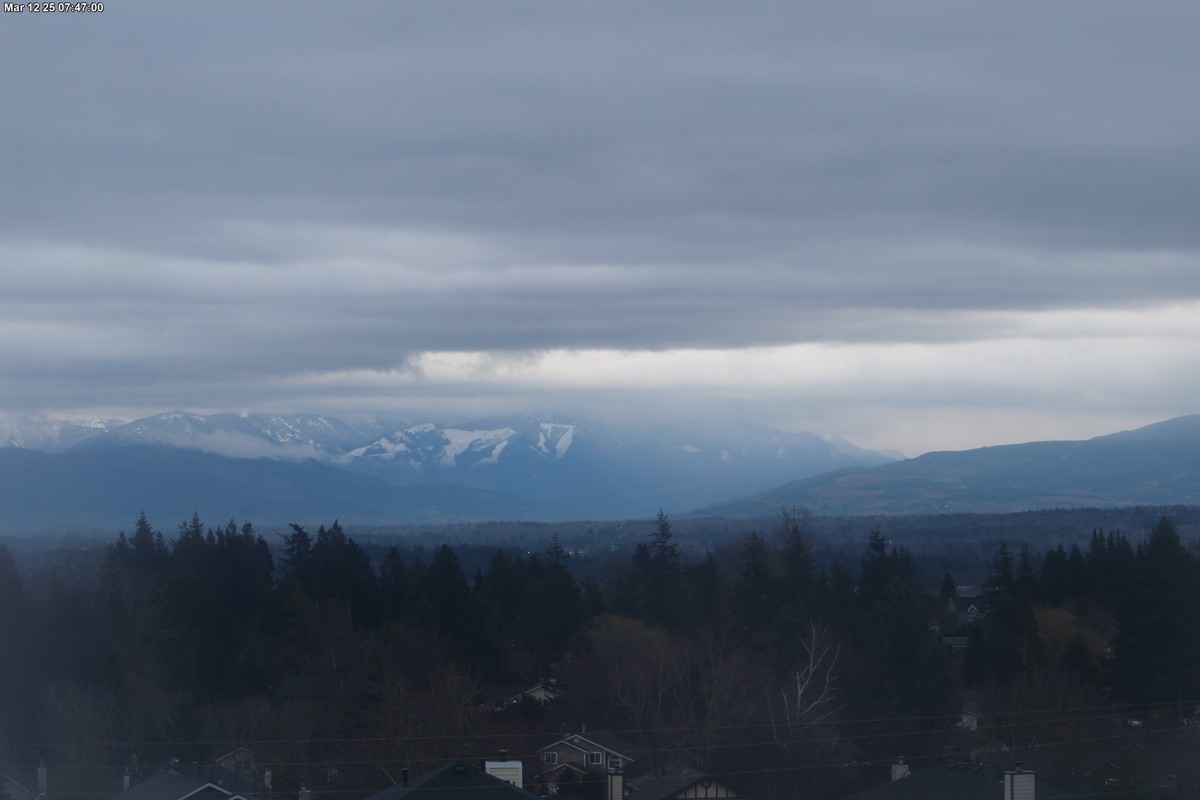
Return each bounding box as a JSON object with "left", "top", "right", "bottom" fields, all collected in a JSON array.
[
  {"left": 103, "top": 765, "right": 263, "bottom": 800},
  {"left": 0, "top": 769, "right": 39, "bottom": 800},
  {"left": 537, "top": 730, "right": 651, "bottom": 791},
  {"left": 837, "top": 762, "right": 1092, "bottom": 800},
  {"left": 946, "top": 596, "right": 987, "bottom": 627},
  {"left": 627, "top": 764, "right": 740, "bottom": 800},
  {"left": 364, "top": 761, "right": 542, "bottom": 800},
  {"left": 479, "top": 681, "right": 558, "bottom": 711},
  {"left": 536, "top": 732, "right": 741, "bottom": 800}
]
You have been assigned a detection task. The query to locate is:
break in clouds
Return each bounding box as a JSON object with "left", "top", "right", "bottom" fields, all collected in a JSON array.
[{"left": 2, "top": 1, "right": 1199, "bottom": 452}]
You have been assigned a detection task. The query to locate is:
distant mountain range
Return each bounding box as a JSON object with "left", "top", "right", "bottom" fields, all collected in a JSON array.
[
  {"left": 0, "top": 411, "right": 893, "bottom": 529},
  {"left": 699, "top": 414, "right": 1200, "bottom": 517},
  {"left": 4, "top": 411, "right": 1197, "bottom": 531}
]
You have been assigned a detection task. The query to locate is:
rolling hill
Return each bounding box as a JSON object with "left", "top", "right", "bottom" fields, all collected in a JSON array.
[{"left": 697, "top": 415, "right": 1200, "bottom": 517}]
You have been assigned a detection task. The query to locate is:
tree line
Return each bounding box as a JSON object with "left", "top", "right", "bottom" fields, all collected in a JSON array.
[{"left": 0, "top": 510, "right": 1197, "bottom": 800}]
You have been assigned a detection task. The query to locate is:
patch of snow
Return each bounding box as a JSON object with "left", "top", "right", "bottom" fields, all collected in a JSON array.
[
  {"left": 776, "top": 446, "right": 787, "bottom": 459},
  {"left": 474, "top": 439, "right": 509, "bottom": 466},
  {"left": 555, "top": 426, "right": 574, "bottom": 458},
  {"left": 721, "top": 449, "right": 731, "bottom": 462},
  {"left": 540, "top": 422, "right": 576, "bottom": 458},
  {"left": 344, "top": 436, "right": 411, "bottom": 460},
  {"left": 441, "top": 428, "right": 515, "bottom": 468},
  {"left": 681, "top": 444, "right": 702, "bottom": 454}
]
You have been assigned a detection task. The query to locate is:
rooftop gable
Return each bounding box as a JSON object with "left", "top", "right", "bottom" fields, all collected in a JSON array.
[{"left": 365, "top": 762, "right": 541, "bottom": 800}]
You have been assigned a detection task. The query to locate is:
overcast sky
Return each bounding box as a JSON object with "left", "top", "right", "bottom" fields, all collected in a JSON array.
[{"left": 2, "top": 1, "right": 1198, "bottom": 455}]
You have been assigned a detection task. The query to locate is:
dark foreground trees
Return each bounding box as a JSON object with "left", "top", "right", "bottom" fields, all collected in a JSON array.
[{"left": 4, "top": 510, "right": 1197, "bottom": 800}]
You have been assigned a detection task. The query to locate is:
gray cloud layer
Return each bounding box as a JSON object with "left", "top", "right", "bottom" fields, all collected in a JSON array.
[{"left": 2, "top": 1, "right": 1198, "bottom": 450}]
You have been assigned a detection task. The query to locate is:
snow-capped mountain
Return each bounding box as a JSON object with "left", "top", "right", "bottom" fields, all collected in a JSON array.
[
  {"left": 337, "top": 415, "right": 893, "bottom": 517},
  {"left": 343, "top": 419, "right": 579, "bottom": 471},
  {"left": 3, "top": 410, "right": 895, "bottom": 519},
  {"left": 0, "top": 413, "right": 123, "bottom": 452},
  {"left": 68, "top": 411, "right": 404, "bottom": 460}
]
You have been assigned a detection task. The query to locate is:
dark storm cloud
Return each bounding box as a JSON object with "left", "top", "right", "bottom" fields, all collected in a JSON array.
[
  {"left": 6, "top": 1, "right": 1200, "bottom": 257},
  {"left": 2, "top": 0, "right": 1199, "bottom": 442}
]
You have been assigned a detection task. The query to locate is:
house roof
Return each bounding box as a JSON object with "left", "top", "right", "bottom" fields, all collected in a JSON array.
[
  {"left": 540, "top": 731, "right": 645, "bottom": 761},
  {"left": 1, "top": 770, "right": 38, "bottom": 800},
  {"left": 838, "top": 764, "right": 1092, "bottom": 800},
  {"left": 949, "top": 597, "right": 987, "bottom": 615},
  {"left": 204, "top": 745, "right": 254, "bottom": 764},
  {"left": 105, "top": 766, "right": 263, "bottom": 800},
  {"left": 105, "top": 771, "right": 255, "bottom": 800},
  {"left": 629, "top": 765, "right": 732, "bottom": 800},
  {"left": 364, "top": 762, "right": 541, "bottom": 800},
  {"left": 479, "top": 682, "right": 546, "bottom": 706}
]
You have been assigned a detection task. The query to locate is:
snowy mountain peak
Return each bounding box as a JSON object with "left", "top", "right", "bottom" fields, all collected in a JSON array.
[
  {"left": 0, "top": 413, "right": 124, "bottom": 451},
  {"left": 343, "top": 424, "right": 519, "bottom": 471}
]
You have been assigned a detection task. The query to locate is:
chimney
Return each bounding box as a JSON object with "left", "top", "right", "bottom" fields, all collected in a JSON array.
[
  {"left": 1004, "top": 766, "right": 1035, "bottom": 800},
  {"left": 123, "top": 768, "right": 132, "bottom": 791},
  {"left": 401, "top": 769, "right": 409, "bottom": 788},
  {"left": 38, "top": 762, "right": 47, "bottom": 796},
  {"left": 891, "top": 757, "right": 910, "bottom": 781},
  {"left": 264, "top": 769, "right": 273, "bottom": 799},
  {"left": 298, "top": 785, "right": 312, "bottom": 800},
  {"left": 607, "top": 767, "right": 623, "bottom": 800}
]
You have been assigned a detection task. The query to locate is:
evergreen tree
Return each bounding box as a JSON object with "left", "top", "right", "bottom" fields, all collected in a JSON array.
[
  {"left": 732, "top": 532, "right": 775, "bottom": 634},
  {"left": 1066, "top": 544, "right": 1087, "bottom": 600},
  {"left": 989, "top": 543, "right": 1015, "bottom": 593},
  {"left": 378, "top": 547, "right": 409, "bottom": 621},
  {"left": 417, "top": 545, "right": 491, "bottom": 667},
  {"left": 1040, "top": 544, "right": 1069, "bottom": 606},
  {"left": 649, "top": 508, "right": 681, "bottom": 578},
  {"left": 310, "top": 521, "right": 379, "bottom": 627},
  {"left": 279, "top": 523, "right": 314, "bottom": 597},
  {"left": 521, "top": 552, "right": 582, "bottom": 655},
  {"left": 1113, "top": 518, "right": 1200, "bottom": 705},
  {"left": 643, "top": 509, "right": 684, "bottom": 628},
  {"left": 983, "top": 587, "right": 1040, "bottom": 682},
  {"left": 1016, "top": 544, "right": 1037, "bottom": 597},
  {"left": 683, "top": 553, "right": 723, "bottom": 624},
  {"left": 863, "top": 568, "right": 952, "bottom": 716},
  {"left": 777, "top": 507, "right": 815, "bottom": 611},
  {"left": 940, "top": 572, "right": 956, "bottom": 604},
  {"left": 962, "top": 624, "right": 988, "bottom": 688},
  {"left": 0, "top": 543, "right": 36, "bottom": 743}
]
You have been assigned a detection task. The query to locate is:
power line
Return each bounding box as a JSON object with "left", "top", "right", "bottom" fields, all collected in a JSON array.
[
  {"left": 6, "top": 710, "right": 1192, "bottom": 772},
  {"left": 8, "top": 698, "right": 1190, "bottom": 751}
]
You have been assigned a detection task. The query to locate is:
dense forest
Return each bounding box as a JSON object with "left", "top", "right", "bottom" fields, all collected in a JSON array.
[{"left": 0, "top": 509, "right": 1197, "bottom": 800}]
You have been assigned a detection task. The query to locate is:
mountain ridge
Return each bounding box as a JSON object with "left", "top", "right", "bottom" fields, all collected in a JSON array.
[
  {"left": 2, "top": 410, "right": 893, "bottom": 519},
  {"left": 695, "top": 414, "right": 1200, "bottom": 517},
  {"left": 6, "top": 411, "right": 1197, "bottom": 528}
]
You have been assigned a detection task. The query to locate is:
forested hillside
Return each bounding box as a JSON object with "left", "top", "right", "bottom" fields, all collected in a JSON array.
[{"left": 0, "top": 511, "right": 1197, "bottom": 800}]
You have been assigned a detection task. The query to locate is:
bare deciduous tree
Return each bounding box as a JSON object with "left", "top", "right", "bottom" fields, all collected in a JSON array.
[{"left": 770, "top": 620, "right": 841, "bottom": 742}]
